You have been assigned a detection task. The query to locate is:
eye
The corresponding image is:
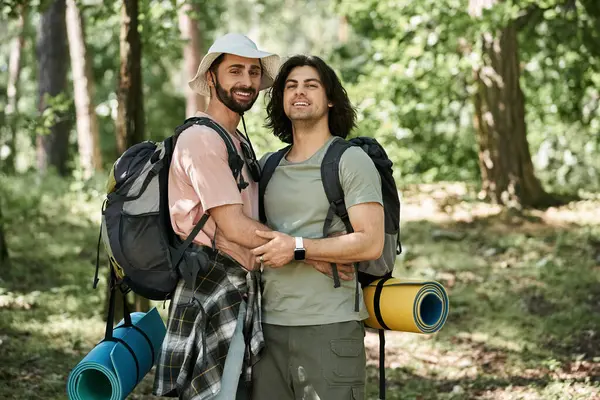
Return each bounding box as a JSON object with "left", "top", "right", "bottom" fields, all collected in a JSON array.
[
  {"left": 308, "top": 84, "right": 318, "bottom": 89},
  {"left": 250, "top": 70, "right": 261, "bottom": 77},
  {"left": 230, "top": 69, "right": 241, "bottom": 75},
  {"left": 285, "top": 84, "right": 297, "bottom": 90}
]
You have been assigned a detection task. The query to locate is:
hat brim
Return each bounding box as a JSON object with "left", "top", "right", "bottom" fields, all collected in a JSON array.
[{"left": 188, "top": 50, "right": 280, "bottom": 97}]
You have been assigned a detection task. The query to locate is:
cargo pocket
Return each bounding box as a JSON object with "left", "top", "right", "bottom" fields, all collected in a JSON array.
[
  {"left": 324, "top": 339, "right": 365, "bottom": 386},
  {"left": 351, "top": 386, "right": 365, "bottom": 400}
]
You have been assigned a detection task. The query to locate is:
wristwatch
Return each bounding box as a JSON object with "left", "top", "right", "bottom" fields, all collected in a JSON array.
[{"left": 294, "top": 237, "right": 306, "bottom": 261}]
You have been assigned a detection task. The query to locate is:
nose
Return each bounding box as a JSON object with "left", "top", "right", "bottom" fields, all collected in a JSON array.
[
  {"left": 240, "top": 71, "right": 253, "bottom": 87},
  {"left": 294, "top": 85, "right": 307, "bottom": 96}
]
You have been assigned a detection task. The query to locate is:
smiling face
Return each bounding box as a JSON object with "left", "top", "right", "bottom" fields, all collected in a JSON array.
[
  {"left": 283, "top": 65, "right": 331, "bottom": 123},
  {"left": 207, "top": 54, "right": 262, "bottom": 113}
]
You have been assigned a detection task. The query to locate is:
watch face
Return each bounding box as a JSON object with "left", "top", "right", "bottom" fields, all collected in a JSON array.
[{"left": 294, "top": 249, "right": 306, "bottom": 261}]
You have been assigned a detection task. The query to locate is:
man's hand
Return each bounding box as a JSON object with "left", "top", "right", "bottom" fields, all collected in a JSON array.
[
  {"left": 252, "top": 230, "right": 295, "bottom": 268},
  {"left": 304, "top": 259, "right": 355, "bottom": 281}
]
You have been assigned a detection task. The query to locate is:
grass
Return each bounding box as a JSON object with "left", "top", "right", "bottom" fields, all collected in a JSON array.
[{"left": 1, "top": 175, "right": 599, "bottom": 399}]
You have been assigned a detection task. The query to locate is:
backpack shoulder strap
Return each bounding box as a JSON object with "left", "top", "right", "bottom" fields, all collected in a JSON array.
[
  {"left": 175, "top": 116, "right": 248, "bottom": 191},
  {"left": 321, "top": 139, "right": 356, "bottom": 292},
  {"left": 259, "top": 146, "right": 290, "bottom": 223},
  {"left": 321, "top": 139, "right": 353, "bottom": 236}
]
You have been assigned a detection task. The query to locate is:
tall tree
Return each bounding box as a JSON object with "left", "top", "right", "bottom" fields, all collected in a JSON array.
[
  {"left": 116, "top": 0, "right": 144, "bottom": 156},
  {"left": 469, "top": 0, "right": 554, "bottom": 207},
  {"left": 4, "top": 4, "right": 28, "bottom": 173},
  {"left": 110, "top": 0, "right": 149, "bottom": 319},
  {"left": 37, "top": 0, "right": 71, "bottom": 176},
  {"left": 66, "top": 0, "right": 102, "bottom": 179},
  {"left": 0, "top": 200, "right": 9, "bottom": 269},
  {"left": 179, "top": 2, "right": 206, "bottom": 117}
]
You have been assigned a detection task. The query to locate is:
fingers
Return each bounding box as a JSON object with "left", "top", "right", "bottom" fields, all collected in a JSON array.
[
  {"left": 317, "top": 264, "right": 354, "bottom": 281},
  {"left": 323, "top": 270, "right": 354, "bottom": 281},
  {"left": 251, "top": 245, "right": 267, "bottom": 255},
  {"left": 338, "top": 272, "right": 354, "bottom": 281},
  {"left": 336, "top": 264, "right": 355, "bottom": 274},
  {"left": 255, "top": 230, "right": 275, "bottom": 239},
  {"left": 255, "top": 254, "right": 287, "bottom": 268},
  {"left": 333, "top": 263, "right": 354, "bottom": 281}
]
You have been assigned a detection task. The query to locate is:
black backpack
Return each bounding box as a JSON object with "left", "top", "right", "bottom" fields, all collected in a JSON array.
[
  {"left": 259, "top": 136, "right": 402, "bottom": 289},
  {"left": 94, "top": 117, "right": 249, "bottom": 300}
]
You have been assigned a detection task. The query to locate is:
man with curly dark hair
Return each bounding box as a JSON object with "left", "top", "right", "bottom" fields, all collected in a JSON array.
[{"left": 251, "top": 55, "right": 385, "bottom": 400}]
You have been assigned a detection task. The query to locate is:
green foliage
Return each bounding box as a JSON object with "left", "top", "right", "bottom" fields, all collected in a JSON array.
[
  {"left": 36, "top": 92, "right": 73, "bottom": 136},
  {"left": 1, "top": 179, "right": 599, "bottom": 398},
  {"left": 2, "top": 0, "right": 600, "bottom": 191},
  {"left": 333, "top": 0, "right": 600, "bottom": 192},
  {"left": 331, "top": 0, "right": 480, "bottom": 184},
  {"left": 1, "top": 2, "right": 600, "bottom": 397},
  {"left": 519, "top": 2, "right": 600, "bottom": 193}
]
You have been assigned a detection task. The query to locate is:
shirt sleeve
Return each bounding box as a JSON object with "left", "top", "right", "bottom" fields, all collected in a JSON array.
[
  {"left": 339, "top": 146, "right": 383, "bottom": 209},
  {"left": 175, "top": 126, "right": 243, "bottom": 211}
]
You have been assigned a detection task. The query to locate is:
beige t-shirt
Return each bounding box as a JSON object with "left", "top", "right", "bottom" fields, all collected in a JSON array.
[
  {"left": 261, "top": 136, "right": 383, "bottom": 326},
  {"left": 168, "top": 112, "right": 258, "bottom": 270}
]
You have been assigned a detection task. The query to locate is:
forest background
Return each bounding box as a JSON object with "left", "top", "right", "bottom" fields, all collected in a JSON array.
[{"left": 0, "top": 0, "right": 599, "bottom": 398}]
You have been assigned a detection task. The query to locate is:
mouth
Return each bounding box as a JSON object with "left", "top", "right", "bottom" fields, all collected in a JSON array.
[
  {"left": 233, "top": 90, "right": 255, "bottom": 101},
  {"left": 292, "top": 101, "right": 310, "bottom": 107}
]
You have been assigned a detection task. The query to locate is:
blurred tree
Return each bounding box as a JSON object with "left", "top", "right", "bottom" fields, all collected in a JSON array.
[
  {"left": 36, "top": 0, "right": 71, "bottom": 176},
  {"left": 334, "top": 0, "right": 481, "bottom": 184},
  {"left": 335, "top": 0, "right": 600, "bottom": 196},
  {"left": 111, "top": 0, "right": 149, "bottom": 318},
  {"left": 3, "top": 3, "right": 27, "bottom": 173},
  {"left": 179, "top": 1, "right": 206, "bottom": 117},
  {"left": 579, "top": 0, "right": 600, "bottom": 58},
  {"left": 0, "top": 200, "right": 8, "bottom": 268},
  {"left": 66, "top": 0, "right": 102, "bottom": 179},
  {"left": 469, "top": 0, "right": 554, "bottom": 207},
  {"left": 115, "top": 0, "right": 144, "bottom": 156}
]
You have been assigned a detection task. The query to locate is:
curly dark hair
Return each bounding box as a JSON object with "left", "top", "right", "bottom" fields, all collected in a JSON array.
[{"left": 265, "top": 55, "right": 356, "bottom": 144}]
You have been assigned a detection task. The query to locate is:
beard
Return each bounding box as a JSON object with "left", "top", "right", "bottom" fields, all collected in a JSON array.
[
  {"left": 215, "top": 80, "right": 258, "bottom": 114},
  {"left": 287, "top": 106, "right": 328, "bottom": 123}
]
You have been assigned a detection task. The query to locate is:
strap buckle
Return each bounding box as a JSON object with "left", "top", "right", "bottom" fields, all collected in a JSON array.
[{"left": 333, "top": 198, "right": 348, "bottom": 220}]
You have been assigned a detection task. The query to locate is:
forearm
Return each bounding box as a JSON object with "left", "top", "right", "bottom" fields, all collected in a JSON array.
[
  {"left": 224, "top": 216, "right": 272, "bottom": 248},
  {"left": 304, "top": 231, "right": 383, "bottom": 264},
  {"left": 208, "top": 204, "right": 272, "bottom": 249}
]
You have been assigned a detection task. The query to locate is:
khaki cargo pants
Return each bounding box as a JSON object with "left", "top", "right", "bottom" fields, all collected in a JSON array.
[{"left": 252, "top": 321, "right": 366, "bottom": 400}]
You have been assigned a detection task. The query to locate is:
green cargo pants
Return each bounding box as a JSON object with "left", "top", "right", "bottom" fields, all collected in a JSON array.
[{"left": 252, "top": 321, "right": 366, "bottom": 400}]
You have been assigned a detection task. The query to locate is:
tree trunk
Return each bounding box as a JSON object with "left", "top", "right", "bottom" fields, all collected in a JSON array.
[
  {"left": 109, "top": 0, "right": 149, "bottom": 316},
  {"left": 470, "top": 0, "right": 554, "bottom": 208},
  {"left": 66, "top": 0, "right": 102, "bottom": 179},
  {"left": 116, "top": 0, "right": 144, "bottom": 156},
  {"left": 0, "top": 201, "right": 9, "bottom": 269},
  {"left": 4, "top": 4, "right": 27, "bottom": 173},
  {"left": 338, "top": 15, "right": 349, "bottom": 43},
  {"left": 37, "top": 0, "right": 71, "bottom": 176},
  {"left": 179, "top": 2, "right": 206, "bottom": 117}
]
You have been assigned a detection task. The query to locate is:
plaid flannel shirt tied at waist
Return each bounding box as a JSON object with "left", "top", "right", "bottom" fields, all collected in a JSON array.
[{"left": 153, "top": 247, "right": 264, "bottom": 400}]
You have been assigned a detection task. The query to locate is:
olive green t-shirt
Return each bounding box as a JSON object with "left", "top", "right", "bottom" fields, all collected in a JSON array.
[{"left": 260, "top": 136, "right": 383, "bottom": 326}]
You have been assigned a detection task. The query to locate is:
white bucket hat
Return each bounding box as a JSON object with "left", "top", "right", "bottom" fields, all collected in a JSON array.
[{"left": 188, "top": 33, "right": 280, "bottom": 97}]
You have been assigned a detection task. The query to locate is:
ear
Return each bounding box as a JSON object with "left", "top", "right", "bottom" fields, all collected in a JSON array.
[{"left": 206, "top": 71, "right": 215, "bottom": 87}]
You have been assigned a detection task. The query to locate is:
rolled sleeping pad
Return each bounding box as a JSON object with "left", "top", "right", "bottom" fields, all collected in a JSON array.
[
  {"left": 363, "top": 278, "right": 449, "bottom": 334},
  {"left": 66, "top": 307, "right": 166, "bottom": 400}
]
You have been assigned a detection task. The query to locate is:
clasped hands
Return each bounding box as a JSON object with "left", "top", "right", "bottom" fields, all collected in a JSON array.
[{"left": 251, "top": 230, "right": 355, "bottom": 281}]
